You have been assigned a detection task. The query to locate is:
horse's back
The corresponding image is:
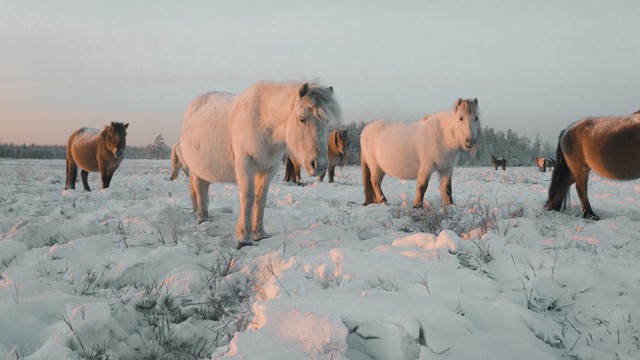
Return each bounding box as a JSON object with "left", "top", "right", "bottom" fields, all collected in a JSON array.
[
  {"left": 180, "top": 92, "right": 237, "bottom": 183},
  {"left": 563, "top": 116, "right": 640, "bottom": 180},
  {"left": 68, "top": 127, "right": 101, "bottom": 172}
]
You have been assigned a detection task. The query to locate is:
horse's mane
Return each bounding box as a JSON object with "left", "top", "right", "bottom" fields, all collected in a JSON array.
[
  {"left": 633, "top": 109, "right": 640, "bottom": 115},
  {"left": 301, "top": 82, "right": 343, "bottom": 126},
  {"left": 456, "top": 98, "right": 480, "bottom": 118}
]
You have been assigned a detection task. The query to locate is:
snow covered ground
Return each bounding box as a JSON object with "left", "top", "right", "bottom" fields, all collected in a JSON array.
[{"left": 1, "top": 159, "right": 639, "bottom": 360}]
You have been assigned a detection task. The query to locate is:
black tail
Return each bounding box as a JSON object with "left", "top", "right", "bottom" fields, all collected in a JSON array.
[{"left": 544, "top": 130, "right": 573, "bottom": 212}]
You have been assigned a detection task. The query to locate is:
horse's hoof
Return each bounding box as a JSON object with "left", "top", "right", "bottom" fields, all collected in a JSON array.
[
  {"left": 253, "top": 232, "right": 272, "bottom": 242},
  {"left": 236, "top": 241, "right": 254, "bottom": 250},
  {"left": 197, "top": 218, "right": 208, "bottom": 224},
  {"left": 583, "top": 212, "right": 600, "bottom": 221}
]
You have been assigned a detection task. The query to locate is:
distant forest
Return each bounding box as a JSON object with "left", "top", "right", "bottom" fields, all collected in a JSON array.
[{"left": 0, "top": 124, "right": 557, "bottom": 167}]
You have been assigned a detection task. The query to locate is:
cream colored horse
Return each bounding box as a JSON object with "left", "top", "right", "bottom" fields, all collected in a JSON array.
[
  {"left": 180, "top": 81, "right": 342, "bottom": 248},
  {"left": 361, "top": 98, "right": 480, "bottom": 208},
  {"left": 169, "top": 142, "right": 189, "bottom": 180}
]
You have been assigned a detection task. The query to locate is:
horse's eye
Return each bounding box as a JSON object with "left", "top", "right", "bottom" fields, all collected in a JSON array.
[
  {"left": 459, "top": 116, "right": 463, "bottom": 121},
  {"left": 299, "top": 116, "right": 306, "bottom": 123}
]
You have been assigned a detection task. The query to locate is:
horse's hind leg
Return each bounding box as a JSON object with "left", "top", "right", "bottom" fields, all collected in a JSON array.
[
  {"left": 190, "top": 174, "right": 210, "bottom": 223},
  {"left": 81, "top": 170, "right": 91, "bottom": 191},
  {"left": 65, "top": 159, "right": 77, "bottom": 190},
  {"left": 574, "top": 169, "right": 599, "bottom": 220},
  {"left": 370, "top": 169, "right": 387, "bottom": 205}
]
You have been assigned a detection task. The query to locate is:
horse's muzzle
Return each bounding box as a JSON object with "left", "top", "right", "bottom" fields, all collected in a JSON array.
[
  {"left": 465, "top": 137, "right": 477, "bottom": 149},
  {"left": 308, "top": 158, "right": 327, "bottom": 177}
]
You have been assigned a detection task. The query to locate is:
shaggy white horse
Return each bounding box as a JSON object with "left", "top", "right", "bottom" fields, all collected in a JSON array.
[
  {"left": 180, "top": 81, "right": 342, "bottom": 249},
  {"left": 360, "top": 98, "right": 480, "bottom": 208},
  {"left": 169, "top": 142, "right": 189, "bottom": 180}
]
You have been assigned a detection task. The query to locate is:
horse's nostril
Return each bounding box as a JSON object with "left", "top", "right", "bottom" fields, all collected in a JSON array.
[{"left": 310, "top": 160, "right": 317, "bottom": 170}]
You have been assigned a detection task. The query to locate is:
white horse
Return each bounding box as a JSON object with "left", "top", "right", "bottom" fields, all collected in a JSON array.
[
  {"left": 180, "top": 81, "right": 342, "bottom": 249},
  {"left": 360, "top": 98, "right": 480, "bottom": 208},
  {"left": 169, "top": 142, "right": 189, "bottom": 180}
]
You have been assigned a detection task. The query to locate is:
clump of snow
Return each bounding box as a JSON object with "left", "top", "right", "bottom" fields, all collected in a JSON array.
[{"left": 1, "top": 159, "right": 640, "bottom": 359}]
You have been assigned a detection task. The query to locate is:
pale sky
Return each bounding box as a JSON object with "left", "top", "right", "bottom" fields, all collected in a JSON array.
[{"left": 1, "top": 0, "right": 639, "bottom": 146}]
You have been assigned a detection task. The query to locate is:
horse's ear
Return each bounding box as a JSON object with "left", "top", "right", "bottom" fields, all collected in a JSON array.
[
  {"left": 111, "top": 121, "right": 116, "bottom": 127},
  {"left": 298, "top": 83, "right": 310, "bottom": 98},
  {"left": 328, "top": 86, "right": 334, "bottom": 95},
  {"left": 456, "top": 98, "right": 462, "bottom": 108},
  {"left": 124, "top": 123, "right": 129, "bottom": 129},
  {"left": 473, "top": 98, "right": 478, "bottom": 104}
]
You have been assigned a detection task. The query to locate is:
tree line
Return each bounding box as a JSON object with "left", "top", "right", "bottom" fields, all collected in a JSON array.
[
  {"left": 1, "top": 127, "right": 557, "bottom": 168},
  {"left": 0, "top": 135, "right": 171, "bottom": 160},
  {"left": 341, "top": 121, "right": 557, "bottom": 167}
]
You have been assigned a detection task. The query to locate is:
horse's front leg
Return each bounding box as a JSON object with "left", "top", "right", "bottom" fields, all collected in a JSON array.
[
  {"left": 328, "top": 164, "right": 336, "bottom": 183},
  {"left": 235, "top": 159, "right": 255, "bottom": 247},
  {"left": 252, "top": 169, "right": 277, "bottom": 242},
  {"left": 413, "top": 167, "right": 433, "bottom": 208},
  {"left": 81, "top": 170, "right": 91, "bottom": 191},
  {"left": 439, "top": 168, "right": 454, "bottom": 207}
]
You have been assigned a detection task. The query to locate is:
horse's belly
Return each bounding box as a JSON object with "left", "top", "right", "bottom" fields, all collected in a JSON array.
[
  {"left": 181, "top": 109, "right": 236, "bottom": 183},
  {"left": 374, "top": 147, "right": 420, "bottom": 180}
]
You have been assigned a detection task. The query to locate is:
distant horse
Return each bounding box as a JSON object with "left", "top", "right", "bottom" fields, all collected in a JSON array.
[
  {"left": 284, "top": 129, "right": 349, "bottom": 184},
  {"left": 361, "top": 98, "right": 480, "bottom": 208},
  {"left": 65, "top": 122, "right": 129, "bottom": 191},
  {"left": 491, "top": 155, "right": 507, "bottom": 170},
  {"left": 180, "top": 81, "right": 342, "bottom": 249},
  {"left": 544, "top": 111, "right": 640, "bottom": 220},
  {"left": 535, "top": 157, "right": 555, "bottom": 172},
  {"left": 169, "top": 142, "right": 189, "bottom": 180}
]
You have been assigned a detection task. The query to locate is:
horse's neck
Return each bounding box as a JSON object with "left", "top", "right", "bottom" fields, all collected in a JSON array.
[
  {"left": 425, "top": 113, "right": 462, "bottom": 151},
  {"left": 254, "top": 88, "right": 295, "bottom": 142}
]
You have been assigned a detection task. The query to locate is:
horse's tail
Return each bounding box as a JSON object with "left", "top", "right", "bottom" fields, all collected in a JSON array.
[
  {"left": 544, "top": 130, "right": 573, "bottom": 212},
  {"left": 170, "top": 145, "right": 179, "bottom": 181},
  {"left": 362, "top": 156, "right": 374, "bottom": 205}
]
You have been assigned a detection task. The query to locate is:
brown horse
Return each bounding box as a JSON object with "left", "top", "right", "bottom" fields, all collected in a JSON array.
[
  {"left": 535, "top": 157, "right": 555, "bottom": 172},
  {"left": 544, "top": 111, "right": 640, "bottom": 220},
  {"left": 284, "top": 129, "right": 349, "bottom": 184},
  {"left": 65, "top": 122, "right": 129, "bottom": 191},
  {"left": 491, "top": 155, "right": 506, "bottom": 170}
]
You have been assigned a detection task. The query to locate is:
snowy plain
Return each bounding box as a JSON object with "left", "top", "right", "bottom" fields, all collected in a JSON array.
[{"left": 1, "top": 158, "right": 639, "bottom": 360}]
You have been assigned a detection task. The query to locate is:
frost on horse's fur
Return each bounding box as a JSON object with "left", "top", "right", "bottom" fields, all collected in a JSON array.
[
  {"left": 360, "top": 98, "right": 480, "bottom": 208},
  {"left": 180, "top": 81, "right": 342, "bottom": 248}
]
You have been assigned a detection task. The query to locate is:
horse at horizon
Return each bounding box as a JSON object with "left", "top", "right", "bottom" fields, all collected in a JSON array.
[
  {"left": 284, "top": 129, "right": 349, "bottom": 184},
  {"left": 180, "top": 81, "right": 342, "bottom": 249},
  {"left": 535, "top": 157, "right": 555, "bottom": 172},
  {"left": 360, "top": 98, "right": 480, "bottom": 208},
  {"left": 491, "top": 155, "right": 507, "bottom": 170},
  {"left": 65, "top": 122, "right": 129, "bottom": 191},
  {"left": 544, "top": 111, "right": 640, "bottom": 220},
  {"left": 169, "top": 142, "right": 189, "bottom": 180}
]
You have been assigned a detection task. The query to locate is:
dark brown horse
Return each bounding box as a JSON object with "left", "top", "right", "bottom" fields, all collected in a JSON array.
[
  {"left": 535, "top": 157, "right": 556, "bottom": 172},
  {"left": 491, "top": 155, "right": 506, "bottom": 170},
  {"left": 284, "top": 129, "right": 349, "bottom": 184},
  {"left": 544, "top": 111, "right": 640, "bottom": 220},
  {"left": 65, "top": 122, "right": 129, "bottom": 191}
]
